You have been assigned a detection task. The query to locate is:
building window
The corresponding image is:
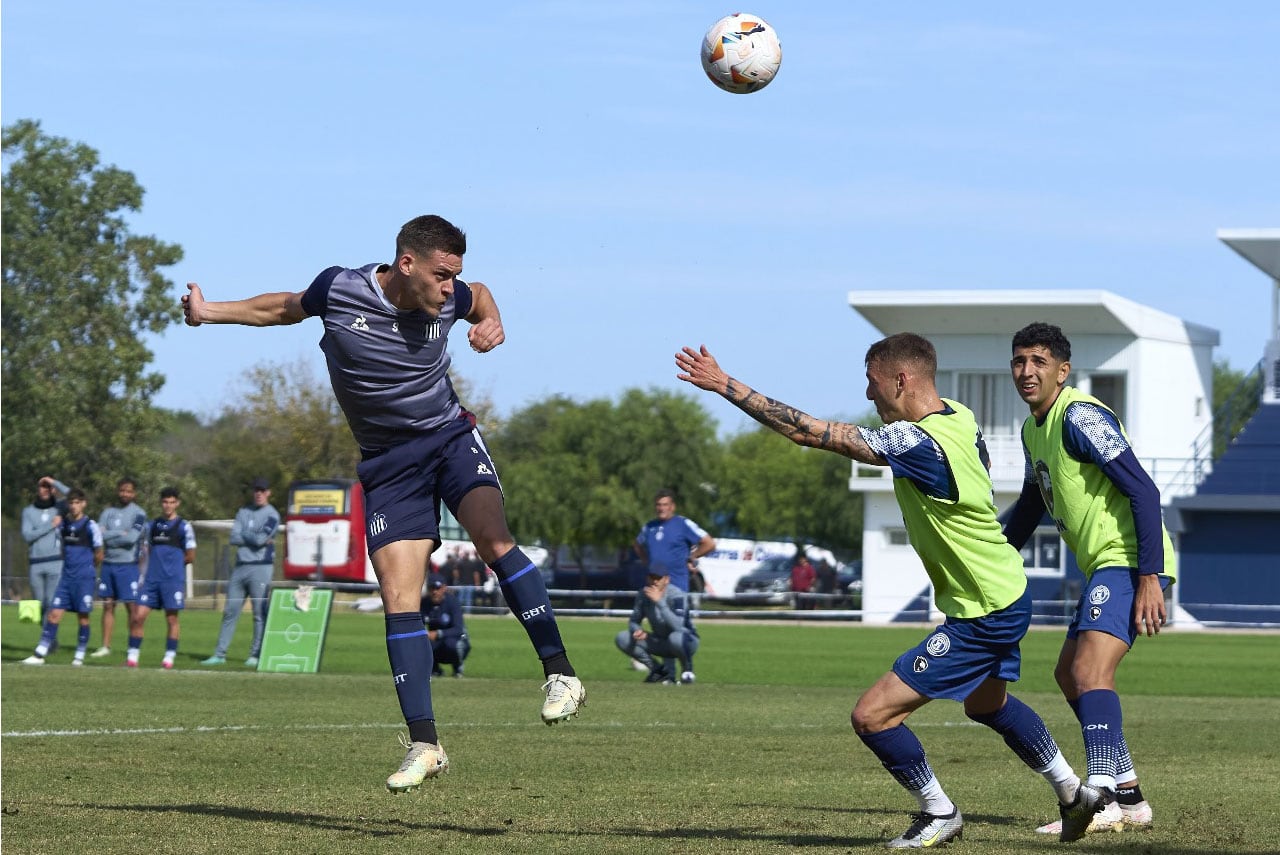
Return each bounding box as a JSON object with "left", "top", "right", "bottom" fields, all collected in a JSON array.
[
  {"left": 1089, "top": 374, "right": 1127, "bottom": 423},
  {"left": 956, "top": 373, "right": 1025, "bottom": 437},
  {"left": 1019, "top": 529, "right": 1063, "bottom": 578},
  {"left": 886, "top": 528, "right": 910, "bottom": 546}
]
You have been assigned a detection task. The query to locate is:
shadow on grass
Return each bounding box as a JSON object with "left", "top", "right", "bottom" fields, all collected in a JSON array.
[{"left": 86, "top": 802, "right": 507, "bottom": 837}]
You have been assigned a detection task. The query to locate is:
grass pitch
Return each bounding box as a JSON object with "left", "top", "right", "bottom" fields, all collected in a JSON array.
[{"left": 3, "top": 606, "right": 1278, "bottom": 853}]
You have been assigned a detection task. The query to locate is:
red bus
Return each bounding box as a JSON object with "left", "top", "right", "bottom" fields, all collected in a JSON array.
[{"left": 283, "top": 478, "right": 376, "bottom": 585}]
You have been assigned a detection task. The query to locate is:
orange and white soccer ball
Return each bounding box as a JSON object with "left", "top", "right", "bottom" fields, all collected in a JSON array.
[{"left": 700, "top": 13, "right": 782, "bottom": 94}]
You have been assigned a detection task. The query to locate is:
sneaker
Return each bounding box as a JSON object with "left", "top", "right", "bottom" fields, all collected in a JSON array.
[
  {"left": 21, "top": 654, "right": 46, "bottom": 666},
  {"left": 1058, "top": 784, "right": 1121, "bottom": 842},
  {"left": 162, "top": 659, "right": 175, "bottom": 670},
  {"left": 200, "top": 656, "right": 226, "bottom": 666},
  {"left": 244, "top": 656, "right": 259, "bottom": 667},
  {"left": 90, "top": 646, "right": 112, "bottom": 658},
  {"left": 540, "top": 674, "right": 586, "bottom": 725},
  {"left": 385, "top": 733, "right": 449, "bottom": 793},
  {"left": 886, "top": 809, "right": 963, "bottom": 848},
  {"left": 644, "top": 666, "right": 672, "bottom": 684},
  {"left": 1036, "top": 801, "right": 1132, "bottom": 836},
  {"left": 125, "top": 659, "right": 139, "bottom": 668},
  {"left": 72, "top": 658, "right": 84, "bottom": 667},
  {"left": 630, "top": 657, "right": 649, "bottom": 672},
  {"left": 1121, "top": 801, "right": 1153, "bottom": 828},
  {"left": 680, "top": 671, "right": 696, "bottom": 684}
]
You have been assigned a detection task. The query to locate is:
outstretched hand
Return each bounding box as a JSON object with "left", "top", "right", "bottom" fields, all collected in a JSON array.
[
  {"left": 182, "top": 283, "right": 206, "bottom": 327},
  {"left": 467, "top": 316, "right": 505, "bottom": 353},
  {"left": 675, "top": 345, "right": 728, "bottom": 394}
]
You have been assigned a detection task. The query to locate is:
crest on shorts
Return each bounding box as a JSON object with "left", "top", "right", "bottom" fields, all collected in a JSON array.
[
  {"left": 1089, "top": 606, "right": 1102, "bottom": 621},
  {"left": 1089, "top": 585, "right": 1111, "bottom": 606},
  {"left": 913, "top": 656, "right": 929, "bottom": 673},
  {"left": 925, "top": 632, "right": 951, "bottom": 657}
]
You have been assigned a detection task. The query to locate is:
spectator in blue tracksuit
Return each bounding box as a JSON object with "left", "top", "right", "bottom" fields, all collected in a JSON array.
[
  {"left": 21, "top": 476, "right": 70, "bottom": 623},
  {"left": 615, "top": 567, "right": 701, "bottom": 684},
  {"left": 420, "top": 573, "right": 470, "bottom": 677},
  {"left": 203, "top": 477, "right": 281, "bottom": 668}
]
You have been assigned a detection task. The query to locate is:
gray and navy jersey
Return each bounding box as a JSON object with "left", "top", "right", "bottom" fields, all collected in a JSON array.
[
  {"left": 230, "top": 503, "right": 281, "bottom": 566},
  {"left": 857, "top": 405, "right": 986, "bottom": 501},
  {"left": 148, "top": 516, "right": 196, "bottom": 579},
  {"left": 98, "top": 501, "right": 148, "bottom": 564},
  {"left": 299, "top": 263, "right": 475, "bottom": 453},
  {"left": 60, "top": 516, "right": 103, "bottom": 577}
]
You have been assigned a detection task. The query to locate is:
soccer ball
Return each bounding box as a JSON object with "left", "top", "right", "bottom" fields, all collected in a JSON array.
[{"left": 700, "top": 13, "right": 783, "bottom": 94}]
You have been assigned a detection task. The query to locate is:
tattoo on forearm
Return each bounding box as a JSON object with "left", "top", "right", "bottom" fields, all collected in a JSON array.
[{"left": 722, "top": 377, "right": 878, "bottom": 462}]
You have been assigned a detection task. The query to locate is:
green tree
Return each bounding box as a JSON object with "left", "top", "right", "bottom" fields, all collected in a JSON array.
[
  {"left": 2, "top": 120, "right": 183, "bottom": 515},
  {"left": 1212, "top": 358, "right": 1262, "bottom": 459},
  {"left": 717, "top": 426, "right": 864, "bottom": 558}
]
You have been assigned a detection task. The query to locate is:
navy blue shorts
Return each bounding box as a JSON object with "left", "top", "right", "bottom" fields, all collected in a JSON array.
[
  {"left": 1067, "top": 567, "right": 1172, "bottom": 647},
  {"left": 893, "top": 590, "right": 1032, "bottom": 702},
  {"left": 357, "top": 415, "right": 502, "bottom": 555},
  {"left": 52, "top": 572, "right": 96, "bottom": 614},
  {"left": 98, "top": 562, "right": 140, "bottom": 602},
  {"left": 139, "top": 572, "right": 186, "bottom": 611}
]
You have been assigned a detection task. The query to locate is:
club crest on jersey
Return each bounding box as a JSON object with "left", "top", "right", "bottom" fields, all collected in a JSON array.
[
  {"left": 1089, "top": 585, "right": 1111, "bottom": 605},
  {"left": 913, "top": 656, "right": 929, "bottom": 673},
  {"left": 926, "top": 632, "right": 951, "bottom": 657}
]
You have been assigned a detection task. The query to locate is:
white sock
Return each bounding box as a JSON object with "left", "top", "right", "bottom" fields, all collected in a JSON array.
[
  {"left": 913, "top": 775, "right": 956, "bottom": 816},
  {"left": 1037, "top": 750, "right": 1081, "bottom": 805},
  {"left": 127, "top": 649, "right": 140, "bottom": 663}
]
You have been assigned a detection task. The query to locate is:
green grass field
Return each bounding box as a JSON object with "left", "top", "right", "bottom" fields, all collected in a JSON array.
[{"left": 3, "top": 605, "right": 1278, "bottom": 854}]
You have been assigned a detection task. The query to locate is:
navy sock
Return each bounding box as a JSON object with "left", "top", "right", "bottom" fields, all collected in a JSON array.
[
  {"left": 77, "top": 624, "right": 91, "bottom": 649},
  {"left": 385, "top": 612, "right": 435, "bottom": 726},
  {"left": 858, "top": 724, "right": 935, "bottom": 791},
  {"left": 1077, "top": 688, "right": 1124, "bottom": 785},
  {"left": 39, "top": 620, "right": 57, "bottom": 650},
  {"left": 491, "top": 547, "right": 574, "bottom": 674},
  {"left": 967, "top": 694, "right": 1062, "bottom": 770}
]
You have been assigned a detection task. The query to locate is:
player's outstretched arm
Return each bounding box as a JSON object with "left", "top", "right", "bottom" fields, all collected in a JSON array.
[
  {"left": 464, "top": 281, "right": 505, "bottom": 353},
  {"left": 675, "top": 345, "right": 885, "bottom": 466},
  {"left": 183, "top": 283, "right": 308, "bottom": 327}
]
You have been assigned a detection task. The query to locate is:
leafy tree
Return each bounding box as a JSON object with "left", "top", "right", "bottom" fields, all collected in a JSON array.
[
  {"left": 716, "top": 426, "right": 864, "bottom": 559},
  {"left": 2, "top": 120, "right": 183, "bottom": 516},
  {"left": 1212, "top": 358, "right": 1262, "bottom": 459}
]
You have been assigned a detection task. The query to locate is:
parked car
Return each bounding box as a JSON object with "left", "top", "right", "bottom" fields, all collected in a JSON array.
[{"left": 733, "top": 556, "right": 795, "bottom": 604}]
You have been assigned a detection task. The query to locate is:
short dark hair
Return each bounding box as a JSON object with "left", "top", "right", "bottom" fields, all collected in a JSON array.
[
  {"left": 66, "top": 488, "right": 86, "bottom": 501},
  {"left": 1012, "top": 322, "right": 1072, "bottom": 361},
  {"left": 654, "top": 488, "right": 676, "bottom": 503},
  {"left": 160, "top": 486, "right": 180, "bottom": 500},
  {"left": 865, "top": 332, "right": 937, "bottom": 378},
  {"left": 396, "top": 215, "right": 466, "bottom": 260},
  {"left": 117, "top": 477, "right": 137, "bottom": 489}
]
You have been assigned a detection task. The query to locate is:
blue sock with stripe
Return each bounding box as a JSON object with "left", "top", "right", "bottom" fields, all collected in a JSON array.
[
  {"left": 859, "top": 724, "right": 954, "bottom": 814},
  {"left": 385, "top": 612, "right": 435, "bottom": 738},
  {"left": 491, "top": 547, "right": 573, "bottom": 675},
  {"left": 967, "top": 693, "right": 1062, "bottom": 769}
]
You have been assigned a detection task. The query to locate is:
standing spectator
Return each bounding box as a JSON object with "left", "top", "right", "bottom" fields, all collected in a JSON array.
[
  {"left": 1004, "top": 322, "right": 1171, "bottom": 836},
  {"left": 21, "top": 476, "right": 69, "bottom": 625},
  {"left": 182, "top": 213, "right": 585, "bottom": 794},
  {"left": 203, "top": 477, "right": 281, "bottom": 667},
  {"left": 676, "top": 336, "right": 1101, "bottom": 846},
  {"left": 127, "top": 486, "right": 196, "bottom": 670},
  {"left": 420, "top": 573, "right": 470, "bottom": 677},
  {"left": 92, "top": 477, "right": 148, "bottom": 658},
  {"left": 789, "top": 548, "right": 817, "bottom": 609},
  {"left": 614, "top": 567, "right": 700, "bottom": 684},
  {"left": 22, "top": 488, "right": 103, "bottom": 666},
  {"left": 814, "top": 557, "right": 838, "bottom": 607},
  {"left": 634, "top": 489, "right": 716, "bottom": 593}
]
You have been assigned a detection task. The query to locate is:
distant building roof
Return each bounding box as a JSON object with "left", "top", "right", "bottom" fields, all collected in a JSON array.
[
  {"left": 1219, "top": 228, "right": 1280, "bottom": 280},
  {"left": 847, "top": 289, "right": 1219, "bottom": 346}
]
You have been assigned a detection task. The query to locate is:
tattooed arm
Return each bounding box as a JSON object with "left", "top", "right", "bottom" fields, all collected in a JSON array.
[{"left": 675, "top": 345, "right": 887, "bottom": 466}]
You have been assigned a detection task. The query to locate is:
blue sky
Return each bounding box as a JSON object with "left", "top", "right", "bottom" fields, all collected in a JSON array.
[{"left": 4, "top": 2, "right": 1278, "bottom": 433}]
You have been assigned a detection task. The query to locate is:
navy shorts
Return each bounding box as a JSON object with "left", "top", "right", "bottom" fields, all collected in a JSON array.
[
  {"left": 52, "top": 572, "right": 96, "bottom": 614},
  {"left": 1067, "top": 566, "right": 1171, "bottom": 647},
  {"left": 139, "top": 572, "right": 186, "bottom": 611},
  {"left": 893, "top": 590, "right": 1032, "bottom": 702},
  {"left": 357, "top": 415, "right": 503, "bottom": 555},
  {"left": 98, "top": 562, "right": 140, "bottom": 602}
]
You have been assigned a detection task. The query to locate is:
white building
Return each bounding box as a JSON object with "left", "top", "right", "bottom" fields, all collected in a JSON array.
[{"left": 846, "top": 290, "right": 1218, "bottom": 624}]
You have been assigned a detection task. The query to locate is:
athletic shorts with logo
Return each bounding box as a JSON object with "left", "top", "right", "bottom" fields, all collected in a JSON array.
[
  {"left": 1066, "top": 566, "right": 1171, "bottom": 647},
  {"left": 139, "top": 573, "right": 186, "bottom": 610},
  {"left": 52, "top": 571, "right": 97, "bottom": 615},
  {"left": 98, "top": 561, "right": 140, "bottom": 602},
  {"left": 893, "top": 590, "right": 1032, "bottom": 702},
  {"left": 358, "top": 414, "right": 503, "bottom": 555}
]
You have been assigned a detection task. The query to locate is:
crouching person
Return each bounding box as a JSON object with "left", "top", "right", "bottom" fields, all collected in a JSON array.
[
  {"left": 615, "top": 567, "right": 699, "bottom": 685},
  {"left": 421, "top": 573, "right": 470, "bottom": 677}
]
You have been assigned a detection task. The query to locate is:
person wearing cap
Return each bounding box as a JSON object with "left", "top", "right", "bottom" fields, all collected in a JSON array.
[
  {"left": 21, "top": 476, "right": 71, "bottom": 627},
  {"left": 202, "top": 477, "right": 280, "bottom": 667},
  {"left": 420, "top": 573, "right": 470, "bottom": 677},
  {"left": 614, "top": 567, "right": 700, "bottom": 684}
]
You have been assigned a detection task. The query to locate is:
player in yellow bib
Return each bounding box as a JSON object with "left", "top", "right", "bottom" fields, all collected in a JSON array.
[
  {"left": 677, "top": 332, "right": 1104, "bottom": 847},
  {"left": 1003, "top": 322, "right": 1175, "bottom": 837}
]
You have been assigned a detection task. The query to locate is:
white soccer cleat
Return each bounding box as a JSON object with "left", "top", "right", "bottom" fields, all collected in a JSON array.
[
  {"left": 1057, "top": 785, "right": 1123, "bottom": 841},
  {"left": 72, "top": 658, "right": 84, "bottom": 667},
  {"left": 1121, "top": 801, "right": 1153, "bottom": 828},
  {"left": 386, "top": 734, "right": 449, "bottom": 793},
  {"left": 1039, "top": 795, "right": 1141, "bottom": 836},
  {"left": 886, "top": 808, "right": 963, "bottom": 848},
  {"left": 90, "top": 646, "right": 112, "bottom": 658},
  {"left": 540, "top": 674, "right": 586, "bottom": 725},
  {"left": 21, "top": 654, "right": 46, "bottom": 666}
]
